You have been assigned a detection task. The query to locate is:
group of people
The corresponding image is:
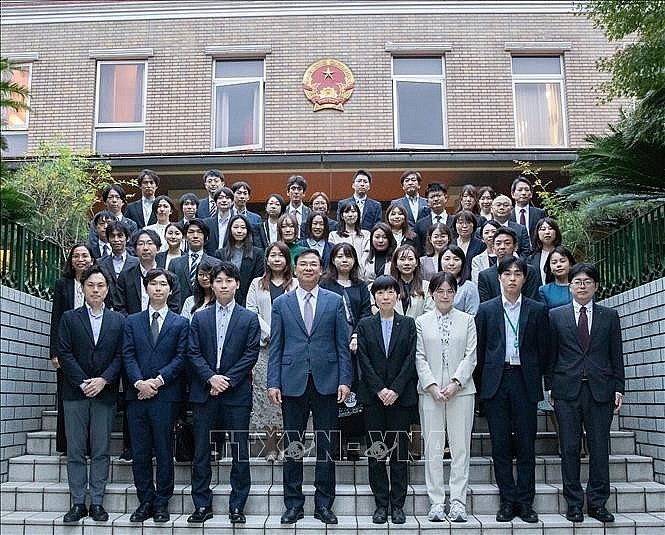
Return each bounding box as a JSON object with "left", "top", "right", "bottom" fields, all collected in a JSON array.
[{"left": 49, "top": 167, "right": 625, "bottom": 526}]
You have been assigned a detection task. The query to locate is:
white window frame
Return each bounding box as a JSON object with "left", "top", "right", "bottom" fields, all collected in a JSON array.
[
  {"left": 211, "top": 59, "right": 264, "bottom": 152},
  {"left": 391, "top": 56, "right": 447, "bottom": 150},
  {"left": 3, "top": 62, "right": 31, "bottom": 131},
  {"left": 511, "top": 55, "right": 568, "bottom": 148},
  {"left": 93, "top": 59, "right": 147, "bottom": 152}
]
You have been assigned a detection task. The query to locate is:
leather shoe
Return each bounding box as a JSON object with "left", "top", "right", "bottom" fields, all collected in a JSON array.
[
  {"left": 130, "top": 502, "right": 153, "bottom": 522},
  {"left": 118, "top": 449, "right": 132, "bottom": 462},
  {"left": 63, "top": 504, "right": 88, "bottom": 523},
  {"left": 391, "top": 506, "right": 406, "bottom": 524},
  {"left": 566, "top": 505, "right": 584, "bottom": 522},
  {"left": 588, "top": 506, "right": 614, "bottom": 523},
  {"left": 229, "top": 507, "right": 246, "bottom": 524},
  {"left": 314, "top": 505, "right": 338, "bottom": 524},
  {"left": 496, "top": 502, "right": 515, "bottom": 522},
  {"left": 280, "top": 507, "right": 304, "bottom": 524},
  {"left": 515, "top": 503, "right": 538, "bottom": 523},
  {"left": 89, "top": 504, "right": 109, "bottom": 522},
  {"left": 153, "top": 505, "right": 170, "bottom": 523},
  {"left": 187, "top": 505, "right": 213, "bottom": 523},
  {"left": 372, "top": 506, "right": 388, "bottom": 524}
]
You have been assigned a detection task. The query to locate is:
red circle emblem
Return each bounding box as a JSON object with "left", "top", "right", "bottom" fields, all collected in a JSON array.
[{"left": 303, "top": 59, "right": 355, "bottom": 111}]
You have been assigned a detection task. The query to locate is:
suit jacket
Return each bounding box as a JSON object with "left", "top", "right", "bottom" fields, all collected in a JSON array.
[
  {"left": 477, "top": 264, "right": 540, "bottom": 303},
  {"left": 196, "top": 196, "right": 215, "bottom": 219},
  {"left": 97, "top": 253, "right": 139, "bottom": 281},
  {"left": 202, "top": 214, "right": 231, "bottom": 255},
  {"left": 58, "top": 306, "right": 125, "bottom": 403},
  {"left": 337, "top": 196, "right": 383, "bottom": 231},
  {"left": 319, "top": 279, "right": 371, "bottom": 329},
  {"left": 510, "top": 205, "right": 546, "bottom": 241},
  {"left": 50, "top": 277, "right": 75, "bottom": 357},
  {"left": 113, "top": 263, "right": 181, "bottom": 315},
  {"left": 475, "top": 296, "right": 549, "bottom": 403},
  {"left": 123, "top": 310, "right": 188, "bottom": 401},
  {"left": 286, "top": 203, "right": 312, "bottom": 238},
  {"left": 506, "top": 220, "right": 532, "bottom": 258},
  {"left": 391, "top": 196, "right": 430, "bottom": 230},
  {"left": 188, "top": 302, "right": 260, "bottom": 405},
  {"left": 414, "top": 212, "right": 453, "bottom": 255},
  {"left": 545, "top": 303, "right": 624, "bottom": 403},
  {"left": 155, "top": 250, "right": 186, "bottom": 269},
  {"left": 268, "top": 287, "right": 353, "bottom": 396},
  {"left": 168, "top": 251, "right": 220, "bottom": 311},
  {"left": 87, "top": 214, "right": 138, "bottom": 255},
  {"left": 356, "top": 312, "right": 418, "bottom": 407},
  {"left": 297, "top": 239, "right": 333, "bottom": 270},
  {"left": 125, "top": 199, "right": 157, "bottom": 229},
  {"left": 415, "top": 308, "right": 477, "bottom": 396},
  {"left": 214, "top": 246, "right": 265, "bottom": 307}
]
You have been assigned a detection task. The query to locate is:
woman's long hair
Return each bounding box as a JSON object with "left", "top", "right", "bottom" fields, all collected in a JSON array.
[
  {"left": 323, "top": 242, "right": 362, "bottom": 283},
  {"left": 390, "top": 244, "right": 424, "bottom": 298},
  {"left": 220, "top": 214, "right": 255, "bottom": 259},
  {"left": 258, "top": 241, "right": 295, "bottom": 291}
]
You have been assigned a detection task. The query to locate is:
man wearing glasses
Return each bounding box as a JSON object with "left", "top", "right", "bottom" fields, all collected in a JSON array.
[{"left": 546, "top": 263, "right": 625, "bottom": 524}]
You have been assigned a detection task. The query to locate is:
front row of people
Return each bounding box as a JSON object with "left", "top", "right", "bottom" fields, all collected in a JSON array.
[{"left": 57, "top": 251, "right": 624, "bottom": 526}]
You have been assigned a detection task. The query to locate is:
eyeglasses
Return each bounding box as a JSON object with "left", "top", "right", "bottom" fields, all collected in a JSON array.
[
  {"left": 434, "top": 289, "right": 455, "bottom": 296},
  {"left": 570, "top": 279, "right": 595, "bottom": 287}
]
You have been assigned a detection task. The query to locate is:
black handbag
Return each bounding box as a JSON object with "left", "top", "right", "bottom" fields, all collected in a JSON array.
[{"left": 174, "top": 420, "right": 194, "bottom": 462}]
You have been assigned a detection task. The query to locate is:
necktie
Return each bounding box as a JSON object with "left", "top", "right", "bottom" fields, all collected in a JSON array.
[
  {"left": 578, "top": 306, "right": 590, "bottom": 352},
  {"left": 151, "top": 311, "right": 160, "bottom": 344},
  {"left": 210, "top": 200, "right": 217, "bottom": 218},
  {"left": 303, "top": 292, "right": 314, "bottom": 334},
  {"left": 357, "top": 199, "right": 365, "bottom": 217},
  {"left": 435, "top": 215, "right": 442, "bottom": 224},
  {"left": 103, "top": 244, "right": 110, "bottom": 257},
  {"left": 189, "top": 252, "right": 199, "bottom": 284},
  {"left": 489, "top": 255, "right": 497, "bottom": 267},
  {"left": 519, "top": 208, "right": 526, "bottom": 227},
  {"left": 291, "top": 209, "right": 300, "bottom": 226}
]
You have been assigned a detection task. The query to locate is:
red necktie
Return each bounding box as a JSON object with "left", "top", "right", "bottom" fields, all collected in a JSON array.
[{"left": 578, "top": 306, "right": 590, "bottom": 352}]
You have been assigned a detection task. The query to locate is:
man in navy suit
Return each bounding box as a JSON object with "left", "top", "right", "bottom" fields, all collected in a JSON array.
[
  {"left": 187, "top": 262, "right": 260, "bottom": 524},
  {"left": 336, "top": 170, "right": 383, "bottom": 231},
  {"left": 123, "top": 269, "right": 188, "bottom": 524},
  {"left": 285, "top": 175, "right": 312, "bottom": 238},
  {"left": 230, "top": 180, "right": 265, "bottom": 247},
  {"left": 546, "top": 263, "right": 624, "bottom": 524},
  {"left": 509, "top": 176, "right": 546, "bottom": 241},
  {"left": 58, "top": 265, "right": 125, "bottom": 524},
  {"left": 87, "top": 184, "right": 138, "bottom": 254},
  {"left": 489, "top": 194, "right": 531, "bottom": 257},
  {"left": 268, "top": 249, "right": 353, "bottom": 525},
  {"left": 125, "top": 169, "right": 159, "bottom": 229},
  {"left": 475, "top": 257, "right": 550, "bottom": 524},
  {"left": 196, "top": 169, "right": 224, "bottom": 219},
  {"left": 202, "top": 186, "right": 234, "bottom": 256},
  {"left": 414, "top": 182, "right": 454, "bottom": 255},
  {"left": 391, "top": 170, "right": 429, "bottom": 230},
  {"left": 97, "top": 221, "right": 138, "bottom": 282}
]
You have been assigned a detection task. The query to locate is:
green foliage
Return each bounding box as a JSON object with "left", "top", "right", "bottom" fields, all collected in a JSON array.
[{"left": 578, "top": 0, "right": 665, "bottom": 100}]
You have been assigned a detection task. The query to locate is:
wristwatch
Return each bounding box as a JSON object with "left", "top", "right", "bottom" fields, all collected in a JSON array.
[{"left": 452, "top": 378, "right": 462, "bottom": 388}]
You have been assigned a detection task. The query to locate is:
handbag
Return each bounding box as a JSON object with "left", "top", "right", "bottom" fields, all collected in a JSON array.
[{"left": 174, "top": 420, "right": 194, "bottom": 462}]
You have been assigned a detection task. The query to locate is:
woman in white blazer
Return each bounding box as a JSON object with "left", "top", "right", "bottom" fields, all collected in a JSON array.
[
  {"left": 388, "top": 244, "right": 435, "bottom": 318},
  {"left": 415, "top": 272, "right": 477, "bottom": 523},
  {"left": 471, "top": 219, "right": 500, "bottom": 283}
]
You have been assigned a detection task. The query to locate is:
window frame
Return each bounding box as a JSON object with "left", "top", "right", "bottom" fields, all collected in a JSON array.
[
  {"left": 391, "top": 56, "right": 447, "bottom": 150},
  {"left": 93, "top": 59, "right": 147, "bottom": 153},
  {"left": 511, "top": 55, "right": 568, "bottom": 148},
  {"left": 1, "top": 62, "right": 32, "bottom": 157},
  {"left": 211, "top": 58, "right": 265, "bottom": 152}
]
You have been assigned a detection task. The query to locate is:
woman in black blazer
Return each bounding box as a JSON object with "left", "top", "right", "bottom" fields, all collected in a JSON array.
[
  {"left": 215, "top": 214, "right": 264, "bottom": 306},
  {"left": 49, "top": 243, "right": 95, "bottom": 454},
  {"left": 452, "top": 210, "right": 486, "bottom": 281}
]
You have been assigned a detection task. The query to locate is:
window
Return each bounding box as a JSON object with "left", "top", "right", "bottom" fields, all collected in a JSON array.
[
  {"left": 392, "top": 57, "right": 446, "bottom": 149},
  {"left": 512, "top": 56, "right": 567, "bottom": 147},
  {"left": 94, "top": 61, "right": 146, "bottom": 154},
  {"left": 212, "top": 59, "right": 264, "bottom": 151},
  {"left": 1, "top": 63, "right": 31, "bottom": 156}
]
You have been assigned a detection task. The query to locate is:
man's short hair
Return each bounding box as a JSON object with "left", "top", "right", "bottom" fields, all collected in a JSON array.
[
  {"left": 353, "top": 169, "right": 373, "bottom": 183},
  {"left": 400, "top": 170, "right": 422, "bottom": 185},
  {"left": 179, "top": 192, "right": 199, "bottom": 208},
  {"left": 143, "top": 268, "right": 176, "bottom": 290},
  {"left": 493, "top": 226, "right": 518, "bottom": 245},
  {"left": 80, "top": 264, "right": 110, "bottom": 287},
  {"left": 93, "top": 210, "right": 114, "bottom": 225},
  {"left": 137, "top": 169, "right": 160, "bottom": 186},
  {"left": 213, "top": 186, "right": 234, "bottom": 202},
  {"left": 102, "top": 184, "right": 126, "bottom": 203},
  {"left": 370, "top": 275, "right": 400, "bottom": 296},
  {"left": 132, "top": 228, "right": 162, "bottom": 250},
  {"left": 426, "top": 182, "right": 448, "bottom": 195},
  {"left": 184, "top": 218, "right": 210, "bottom": 240},
  {"left": 429, "top": 272, "right": 458, "bottom": 294},
  {"left": 287, "top": 174, "right": 308, "bottom": 192},
  {"left": 210, "top": 261, "right": 241, "bottom": 283},
  {"left": 203, "top": 169, "right": 224, "bottom": 182},
  {"left": 568, "top": 262, "right": 599, "bottom": 284},
  {"left": 231, "top": 181, "right": 252, "bottom": 194},
  {"left": 293, "top": 248, "right": 321, "bottom": 266},
  {"left": 497, "top": 256, "right": 527, "bottom": 277},
  {"left": 105, "top": 220, "right": 131, "bottom": 241},
  {"left": 511, "top": 175, "right": 533, "bottom": 193}
]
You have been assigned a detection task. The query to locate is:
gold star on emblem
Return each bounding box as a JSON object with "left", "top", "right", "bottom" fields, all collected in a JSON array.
[{"left": 322, "top": 67, "right": 334, "bottom": 79}]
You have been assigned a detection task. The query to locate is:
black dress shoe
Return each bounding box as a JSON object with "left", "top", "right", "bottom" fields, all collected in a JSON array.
[
  {"left": 153, "top": 505, "right": 170, "bottom": 523},
  {"left": 118, "top": 449, "right": 133, "bottom": 462},
  {"left": 372, "top": 506, "right": 388, "bottom": 524},
  {"left": 188, "top": 505, "right": 213, "bottom": 523},
  {"left": 280, "top": 507, "right": 304, "bottom": 524},
  {"left": 130, "top": 502, "right": 153, "bottom": 522},
  {"left": 496, "top": 502, "right": 515, "bottom": 522},
  {"left": 588, "top": 506, "right": 615, "bottom": 523},
  {"left": 314, "top": 506, "right": 338, "bottom": 524},
  {"left": 63, "top": 504, "right": 88, "bottom": 523},
  {"left": 566, "top": 505, "right": 584, "bottom": 522},
  {"left": 89, "top": 504, "right": 109, "bottom": 522},
  {"left": 391, "top": 506, "right": 406, "bottom": 524},
  {"left": 229, "top": 507, "right": 246, "bottom": 524},
  {"left": 515, "top": 503, "right": 538, "bottom": 523}
]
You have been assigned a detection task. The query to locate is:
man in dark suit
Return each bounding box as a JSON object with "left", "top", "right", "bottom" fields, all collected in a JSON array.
[
  {"left": 125, "top": 169, "right": 159, "bottom": 229},
  {"left": 478, "top": 227, "right": 539, "bottom": 302},
  {"left": 489, "top": 194, "right": 531, "bottom": 257},
  {"left": 58, "top": 265, "right": 125, "bottom": 524},
  {"left": 179, "top": 192, "right": 199, "bottom": 226},
  {"left": 336, "top": 170, "right": 383, "bottom": 231},
  {"left": 97, "top": 221, "right": 138, "bottom": 282},
  {"left": 123, "top": 269, "right": 188, "bottom": 524},
  {"left": 230, "top": 180, "right": 265, "bottom": 246},
  {"left": 285, "top": 174, "right": 312, "bottom": 238},
  {"left": 414, "top": 182, "right": 454, "bottom": 256},
  {"left": 187, "top": 262, "right": 260, "bottom": 524},
  {"left": 88, "top": 184, "right": 138, "bottom": 254},
  {"left": 356, "top": 275, "right": 417, "bottom": 525},
  {"left": 167, "top": 219, "right": 219, "bottom": 312},
  {"left": 202, "top": 186, "right": 234, "bottom": 256},
  {"left": 196, "top": 169, "right": 224, "bottom": 219},
  {"left": 475, "top": 257, "right": 549, "bottom": 524},
  {"left": 546, "top": 263, "right": 624, "bottom": 524},
  {"left": 88, "top": 211, "right": 114, "bottom": 260},
  {"left": 391, "top": 170, "right": 429, "bottom": 230},
  {"left": 268, "top": 249, "right": 353, "bottom": 525},
  {"left": 509, "top": 176, "right": 546, "bottom": 241}
]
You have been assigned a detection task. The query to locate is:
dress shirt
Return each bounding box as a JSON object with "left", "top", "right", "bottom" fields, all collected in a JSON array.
[
  {"left": 353, "top": 195, "right": 366, "bottom": 216},
  {"left": 217, "top": 214, "right": 230, "bottom": 249},
  {"left": 501, "top": 294, "right": 522, "bottom": 364},
  {"left": 99, "top": 242, "right": 111, "bottom": 258},
  {"left": 139, "top": 264, "right": 157, "bottom": 311},
  {"left": 112, "top": 251, "right": 128, "bottom": 275},
  {"left": 87, "top": 304, "right": 105, "bottom": 345},
  {"left": 572, "top": 299, "right": 592, "bottom": 334},
  {"left": 215, "top": 299, "right": 235, "bottom": 370},
  {"left": 142, "top": 197, "right": 154, "bottom": 226},
  {"left": 305, "top": 239, "right": 325, "bottom": 258},
  {"left": 148, "top": 305, "right": 168, "bottom": 335},
  {"left": 189, "top": 250, "right": 203, "bottom": 270},
  {"left": 407, "top": 195, "right": 421, "bottom": 222},
  {"left": 380, "top": 316, "right": 393, "bottom": 356},
  {"left": 73, "top": 279, "right": 84, "bottom": 309},
  {"left": 516, "top": 204, "right": 530, "bottom": 236},
  {"left": 295, "top": 285, "right": 319, "bottom": 323},
  {"left": 288, "top": 204, "right": 304, "bottom": 226},
  {"left": 267, "top": 221, "right": 278, "bottom": 243},
  {"left": 430, "top": 211, "right": 447, "bottom": 225}
]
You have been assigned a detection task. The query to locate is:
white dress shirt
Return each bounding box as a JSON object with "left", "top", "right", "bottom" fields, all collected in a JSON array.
[
  {"left": 572, "top": 299, "right": 592, "bottom": 334},
  {"left": 295, "top": 285, "right": 319, "bottom": 323},
  {"left": 502, "top": 294, "right": 522, "bottom": 364}
]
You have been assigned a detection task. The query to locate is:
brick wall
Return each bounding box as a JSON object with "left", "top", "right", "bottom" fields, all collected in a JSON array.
[
  {"left": 0, "top": 286, "right": 54, "bottom": 482},
  {"left": 601, "top": 278, "right": 665, "bottom": 483}
]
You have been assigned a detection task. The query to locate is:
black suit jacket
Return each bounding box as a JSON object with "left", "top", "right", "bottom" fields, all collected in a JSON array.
[
  {"left": 58, "top": 306, "right": 125, "bottom": 403},
  {"left": 112, "top": 263, "right": 181, "bottom": 315},
  {"left": 196, "top": 196, "right": 215, "bottom": 219},
  {"left": 167, "top": 251, "right": 220, "bottom": 311},
  {"left": 506, "top": 220, "right": 532, "bottom": 258},
  {"left": 97, "top": 254, "right": 139, "bottom": 281},
  {"left": 214, "top": 247, "right": 264, "bottom": 307},
  {"left": 475, "top": 296, "right": 550, "bottom": 403},
  {"left": 477, "top": 263, "right": 540, "bottom": 303},
  {"left": 510, "top": 205, "right": 546, "bottom": 241},
  {"left": 546, "top": 303, "right": 624, "bottom": 402},
  {"left": 203, "top": 215, "right": 232, "bottom": 255},
  {"left": 356, "top": 313, "right": 418, "bottom": 407},
  {"left": 337, "top": 196, "right": 383, "bottom": 231},
  {"left": 125, "top": 199, "right": 156, "bottom": 229}
]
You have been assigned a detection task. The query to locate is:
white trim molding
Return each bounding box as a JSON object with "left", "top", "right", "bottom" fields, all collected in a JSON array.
[
  {"left": 505, "top": 42, "right": 572, "bottom": 54},
  {"left": 205, "top": 45, "right": 272, "bottom": 59},
  {"left": 4, "top": 53, "right": 39, "bottom": 63},
  {"left": 385, "top": 42, "right": 453, "bottom": 56},
  {"left": 89, "top": 48, "right": 154, "bottom": 60}
]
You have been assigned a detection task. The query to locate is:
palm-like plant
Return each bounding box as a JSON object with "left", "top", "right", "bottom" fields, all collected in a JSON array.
[{"left": 1, "top": 56, "right": 31, "bottom": 151}]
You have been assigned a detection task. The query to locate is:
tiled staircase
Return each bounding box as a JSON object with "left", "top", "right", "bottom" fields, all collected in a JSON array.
[{"left": 2, "top": 410, "right": 664, "bottom": 534}]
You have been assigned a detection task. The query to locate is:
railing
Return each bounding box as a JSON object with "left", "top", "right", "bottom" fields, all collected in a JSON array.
[
  {"left": 0, "top": 218, "right": 63, "bottom": 300},
  {"left": 591, "top": 203, "right": 665, "bottom": 298}
]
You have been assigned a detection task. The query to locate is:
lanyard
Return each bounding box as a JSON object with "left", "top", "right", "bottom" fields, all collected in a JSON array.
[{"left": 503, "top": 307, "right": 519, "bottom": 349}]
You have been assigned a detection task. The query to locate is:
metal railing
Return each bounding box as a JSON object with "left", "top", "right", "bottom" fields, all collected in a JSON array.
[
  {"left": 0, "top": 218, "right": 63, "bottom": 300},
  {"left": 591, "top": 204, "right": 665, "bottom": 298}
]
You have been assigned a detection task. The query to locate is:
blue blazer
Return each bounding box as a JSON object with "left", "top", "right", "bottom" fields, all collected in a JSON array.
[
  {"left": 187, "top": 303, "right": 260, "bottom": 405},
  {"left": 123, "top": 310, "right": 189, "bottom": 402},
  {"left": 337, "top": 196, "right": 383, "bottom": 231},
  {"left": 267, "top": 288, "right": 353, "bottom": 396}
]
